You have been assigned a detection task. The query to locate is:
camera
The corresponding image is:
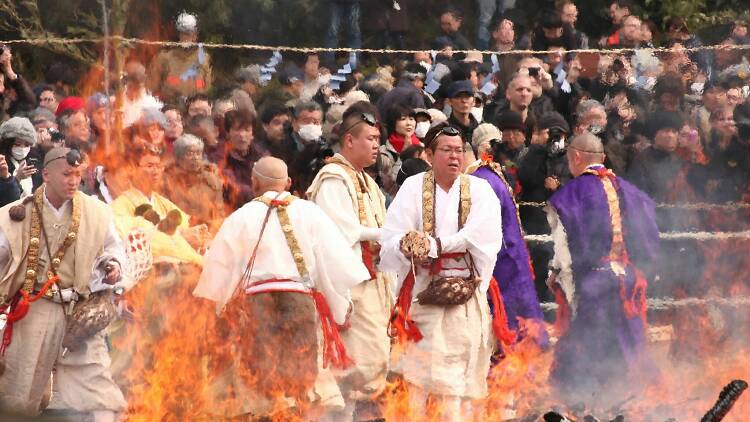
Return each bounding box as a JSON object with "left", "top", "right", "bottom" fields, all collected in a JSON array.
[
  {"left": 528, "top": 67, "right": 540, "bottom": 78},
  {"left": 547, "top": 127, "right": 567, "bottom": 156},
  {"left": 48, "top": 127, "right": 66, "bottom": 144}
]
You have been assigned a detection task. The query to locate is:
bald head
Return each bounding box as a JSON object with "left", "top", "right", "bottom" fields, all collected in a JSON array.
[
  {"left": 567, "top": 132, "right": 606, "bottom": 176},
  {"left": 252, "top": 156, "right": 291, "bottom": 193}
]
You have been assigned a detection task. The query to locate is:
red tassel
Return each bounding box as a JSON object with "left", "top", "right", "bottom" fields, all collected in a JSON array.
[
  {"left": 361, "top": 243, "right": 378, "bottom": 280},
  {"left": 552, "top": 285, "right": 570, "bottom": 335},
  {"left": 311, "top": 290, "right": 354, "bottom": 369},
  {"left": 488, "top": 277, "right": 516, "bottom": 346},
  {"left": 388, "top": 269, "right": 423, "bottom": 345},
  {"left": 619, "top": 269, "right": 648, "bottom": 329}
]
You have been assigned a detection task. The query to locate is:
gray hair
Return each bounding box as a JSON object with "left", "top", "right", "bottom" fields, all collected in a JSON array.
[
  {"left": 293, "top": 101, "right": 323, "bottom": 119},
  {"left": 576, "top": 99, "right": 604, "bottom": 123},
  {"left": 173, "top": 134, "right": 204, "bottom": 159},
  {"left": 57, "top": 109, "right": 84, "bottom": 134}
]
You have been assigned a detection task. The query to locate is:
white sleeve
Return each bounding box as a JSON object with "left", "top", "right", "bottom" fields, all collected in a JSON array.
[
  {"left": 546, "top": 205, "right": 575, "bottom": 309},
  {"left": 379, "top": 176, "right": 422, "bottom": 292},
  {"left": 89, "top": 222, "right": 130, "bottom": 293},
  {"left": 0, "top": 229, "right": 10, "bottom": 278},
  {"left": 313, "top": 177, "right": 378, "bottom": 245}
]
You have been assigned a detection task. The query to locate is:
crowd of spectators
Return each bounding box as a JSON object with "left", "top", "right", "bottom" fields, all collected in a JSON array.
[{"left": 0, "top": 1, "right": 749, "bottom": 301}]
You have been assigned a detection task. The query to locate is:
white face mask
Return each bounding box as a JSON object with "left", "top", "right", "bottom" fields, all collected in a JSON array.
[
  {"left": 690, "top": 82, "right": 705, "bottom": 95},
  {"left": 297, "top": 124, "right": 323, "bottom": 142},
  {"left": 11, "top": 146, "right": 30, "bottom": 161},
  {"left": 471, "top": 107, "right": 484, "bottom": 123},
  {"left": 415, "top": 121, "right": 431, "bottom": 138}
]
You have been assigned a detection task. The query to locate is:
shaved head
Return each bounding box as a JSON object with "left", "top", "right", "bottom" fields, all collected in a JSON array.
[
  {"left": 252, "top": 156, "right": 291, "bottom": 193},
  {"left": 567, "top": 132, "right": 606, "bottom": 176}
]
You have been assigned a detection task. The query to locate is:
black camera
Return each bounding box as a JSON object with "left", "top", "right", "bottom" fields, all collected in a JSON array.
[
  {"left": 48, "top": 127, "right": 66, "bottom": 144},
  {"left": 547, "top": 127, "right": 567, "bottom": 156},
  {"left": 528, "top": 67, "right": 540, "bottom": 78}
]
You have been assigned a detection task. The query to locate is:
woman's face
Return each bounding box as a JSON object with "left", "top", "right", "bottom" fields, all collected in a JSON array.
[{"left": 394, "top": 115, "right": 416, "bottom": 137}]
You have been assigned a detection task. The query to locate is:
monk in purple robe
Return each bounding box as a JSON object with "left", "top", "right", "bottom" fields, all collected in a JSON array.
[
  {"left": 546, "top": 133, "right": 660, "bottom": 405},
  {"left": 466, "top": 140, "right": 546, "bottom": 347}
]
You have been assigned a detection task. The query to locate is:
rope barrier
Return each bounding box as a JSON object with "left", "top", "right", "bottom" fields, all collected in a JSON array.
[
  {"left": 525, "top": 230, "right": 750, "bottom": 243},
  {"left": 540, "top": 295, "right": 750, "bottom": 311},
  {"left": 3, "top": 35, "right": 750, "bottom": 56},
  {"left": 520, "top": 201, "right": 750, "bottom": 210}
]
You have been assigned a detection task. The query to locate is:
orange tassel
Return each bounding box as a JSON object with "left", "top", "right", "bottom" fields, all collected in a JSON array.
[{"left": 488, "top": 277, "right": 517, "bottom": 346}]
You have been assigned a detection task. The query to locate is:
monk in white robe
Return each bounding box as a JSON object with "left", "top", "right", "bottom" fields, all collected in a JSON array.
[
  {"left": 380, "top": 124, "right": 503, "bottom": 422},
  {"left": 307, "top": 111, "right": 394, "bottom": 420},
  {"left": 194, "top": 157, "right": 370, "bottom": 419}
]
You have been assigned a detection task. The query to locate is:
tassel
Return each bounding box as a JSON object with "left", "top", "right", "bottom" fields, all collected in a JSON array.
[
  {"left": 552, "top": 284, "right": 570, "bottom": 335},
  {"left": 619, "top": 270, "right": 648, "bottom": 329},
  {"left": 388, "top": 268, "right": 423, "bottom": 345},
  {"left": 361, "top": 243, "right": 378, "bottom": 280},
  {"left": 488, "top": 277, "right": 516, "bottom": 346},
  {"left": 311, "top": 290, "right": 354, "bottom": 369}
]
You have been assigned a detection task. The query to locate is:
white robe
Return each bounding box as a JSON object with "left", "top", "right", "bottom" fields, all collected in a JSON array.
[
  {"left": 194, "top": 190, "right": 369, "bottom": 322},
  {"left": 380, "top": 173, "right": 503, "bottom": 398}
]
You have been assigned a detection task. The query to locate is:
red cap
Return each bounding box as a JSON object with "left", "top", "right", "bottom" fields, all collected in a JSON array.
[{"left": 55, "top": 96, "right": 85, "bottom": 117}]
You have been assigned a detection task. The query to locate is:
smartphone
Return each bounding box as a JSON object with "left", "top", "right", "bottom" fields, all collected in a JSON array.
[
  {"left": 528, "top": 67, "right": 540, "bottom": 78},
  {"left": 27, "top": 157, "right": 39, "bottom": 167}
]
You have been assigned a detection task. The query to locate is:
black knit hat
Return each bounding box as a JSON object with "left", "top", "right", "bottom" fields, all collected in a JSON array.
[
  {"left": 538, "top": 111, "right": 571, "bottom": 134},
  {"left": 494, "top": 111, "right": 525, "bottom": 132},
  {"left": 647, "top": 111, "right": 683, "bottom": 138}
]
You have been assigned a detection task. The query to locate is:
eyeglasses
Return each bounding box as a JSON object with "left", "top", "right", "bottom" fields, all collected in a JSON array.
[
  {"left": 436, "top": 146, "right": 465, "bottom": 155},
  {"left": 340, "top": 112, "right": 377, "bottom": 135},
  {"left": 427, "top": 125, "right": 461, "bottom": 147}
]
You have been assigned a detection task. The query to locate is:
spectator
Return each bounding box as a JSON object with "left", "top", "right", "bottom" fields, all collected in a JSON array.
[
  {"left": 221, "top": 110, "right": 268, "bottom": 210},
  {"left": 476, "top": 0, "right": 515, "bottom": 50},
  {"left": 379, "top": 104, "right": 421, "bottom": 196},
  {"left": 665, "top": 16, "right": 712, "bottom": 75},
  {"left": 163, "top": 105, "right": 185, "bottom": 153},
  {"left": 33, "top": 84, "right": 59, "bottom": 114},
  {"left": 86, "top": 93, "right": 111, "bottom": 152},
  {"left": 29, "top": 107, "right": 60, "bottom": 155},
  {"left": 300, "top": 53, "right": 323, "bottom": 102},
  {"left": 131, "top": 108, "right": 168, "bottom": 155},
  {"left": 323, "top": 0, "right": 362, "bottom": 66},
  {"left": 488, "top": 17, "right": 521, "bottom": 82},
  {"left": 693, "top": 81, "right": 728, "bottom": 142},
  {"left": 413, "top": 108, "right": 434, "bottom": 141},
  {"left": 396, "top": 156, "right": 430, "bottom": 187},
  {"left": 559, "top": 1, "right": 588, "bottom": 48},
  {"left": 0, "top": 117, "right": 41, "bottom": 197},
  {"left": 640, "top": 19, "right": 658, "bottom": 48},
  {"left": 0, "top": 154, "right": 19, "bottom": 206},
  {"left": 122, "top": 61, "right": 162, "bottom": 128},
  {"left": 230, "top": 64, "right": 261, "bottom": 115},
  {"left": 376, "top": 63, "right": 427, "bottom": 118},
  {"left": 185, "top": 114, "right": 222, "bottom": 164},
  {"left": 256, "top": 103, "right": 290, "bottom": 152},
  {"left": 44, "top": 62, "right": 77, "bottom": 96},
  {"left": 486, "top": 73, "right": 535, "bottom": 137},
  {"left": 446, "top": 80, "right": 479, "bottom": 144},
  {"left": 615, "top": 14, "right": 642, "bottom": 48},
  {"left": 280, "top": 101, "right": 333, "bottom": 196},
  {"left": 0, "top": 46, "right": 35, "bottom": 122},
  {"left": 58, "top": 108, "right": 91, "bottom": 152},
  {"left": 361, "top": 0, "right": 410, "bottom": 50},
  {"left": 164, "top": 133, "right": 225, "bottom": 227},
  {"left": 148, "top": 12, "right": 212, "bottom": 103},
  {"left": 186, "top": 93, "right": 212, "bottom": 118},
  {"left": 531, "top": 9, "right": 578, "bottom": 52},
  {"left": 436, "top": 6, "right": 473, "bottom": 53},
  {"left": 602, "top": 0, "right": 633, "bottom": 48}
]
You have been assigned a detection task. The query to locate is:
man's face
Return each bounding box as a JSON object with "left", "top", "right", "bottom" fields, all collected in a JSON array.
[
  {"left": 703, "top": 88, "right": 727, "bottom": 111},
  {"left": 164, "top": 109, "right": 184, "bottom": 139},
  {"left": 431, "top": 135, "right": 465, "bottom": 181},
  {"left": 187, "top": 100, "right": 211, "bottom": 118},
  {"left": 609, "top": 3, "right": 628, "bottom": 25},
  {"left": 179, "top": 144, "right": 204, "bottom": 173},
  {"left": 543, "top": 26, "right": 564, "bottom": 40},
  {"left": 726, "top": 88, "right": 742, "bottom": 108},
  {"left": 440, "top": 13, "right": 461, "bottom": 34},
  {"left": 292, "top": 109, "right": 323, "bottom": 132},
  {"left": 229, "top": 124, "right": 253, "bottom": 155},
  {"left": 346, "top": 124, "right": 380, "bottom": 168},
  {"left": 582, "top": 107, "right": 608, "bottom": 128},
  {"left": 137, "top": 154, "right": 164, "bottom": 191},
  {"left": 492, "top": 19, "right": 515, "bottom": 45},
  {"left": 65, "top": 111, "right": 91, "bottom": 146},
  {"left": 450, "top": 93, "right": 474, "bottom": 115},
  {"left": 561, "top": 4, "right": 578, "bottom": 26},
  {"left": 263, "top": 114, "right": 289, "bottom": 143},
  {"left": 654, "top": 128, "right": 679, "bottom": 152},
  {"left": 39, "top": 90, "right": 58, "bottom": 113},
  {"left": 304, "top": 55, "right": 320, "bottom": 79},
  {"left": 178, "top": 31, "right": 198, "bottom": 44},
  {"left": 414, "top": 52, "right": 432, "bottom": 65},
  {"left": 658, "top": 93, "right": 680, "bottom": 113},
  {"left": 621, "top": 16, "right": 641, "bottom": 42},
  {"left": 506, "top": 77, "right": 533, "bottom": 110},
  {"left": 44, "top": 160, "right": 82, "bottom": 201},
  {"left": 504, "top": 130, "right": 526, "bottom": 150}
]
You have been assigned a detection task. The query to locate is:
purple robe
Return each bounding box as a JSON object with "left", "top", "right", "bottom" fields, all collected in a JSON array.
[
  {"left": 548, "top": 167, "right": 660, "bottom": 399},
  {"left": 471, "top": 166, "right": 545, "bottom": 332}
]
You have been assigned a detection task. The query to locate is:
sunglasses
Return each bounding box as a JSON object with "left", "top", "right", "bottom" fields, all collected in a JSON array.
[
  {"left": 427, "top": 125, "right": 461, "bottom": 147},
  {"left": 340, "top": 112, "right": 377, "bottom": 135}
]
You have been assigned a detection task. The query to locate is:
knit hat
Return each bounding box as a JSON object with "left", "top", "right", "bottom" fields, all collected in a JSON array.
[
  {"left": 538, "top": 111, "right": 571, "bottom": 134},
  {"left": 494, "top": 111, "right": 525, "bottom": 132},
  {"left": 472, "top": 123, "right": 502, "bottom": 151},
  {"left": 55, "top": 96, "right": 85, "bottom": 117},
  {"left": 0, "top": 117, "right": 37, "bottom": 146},
  {"left": 426, "top": 109, "right": 448, "bottom": 126}
]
